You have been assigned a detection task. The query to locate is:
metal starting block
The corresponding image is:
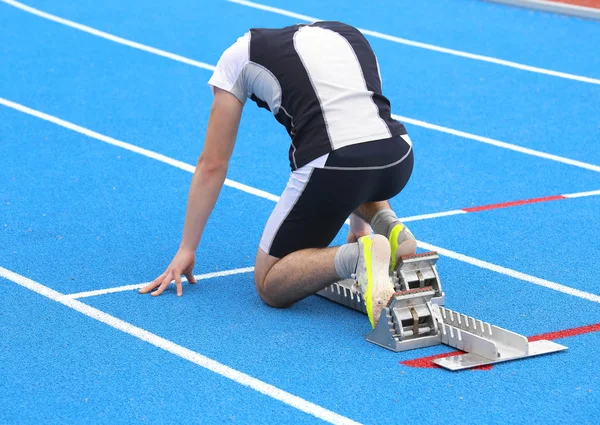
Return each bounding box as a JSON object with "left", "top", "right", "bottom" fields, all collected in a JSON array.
[
  {"left": 317, "top": 251, "right": 445, "bottom": 312},
  {"left": 317, "top": 251, "right": 567, "bottom": 371},
  {"left": 392, "top": 251, "right": 445, "bottom": 304}
]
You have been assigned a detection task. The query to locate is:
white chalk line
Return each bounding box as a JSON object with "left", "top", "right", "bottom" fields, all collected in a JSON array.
[
  {"left": 62, "top": 266, "right": 255, "bottom": 299},
  {"left": 0, "top": 97, "right": 279, "bottom": 203},
  {"left": 0, "top": 0, "right": 216, "bottom": 72},
  {"left": 401, "top": 210, "right": 466, "bottom": 222},
  {"left": 393, "top": 115, "right": 600, "bottom": 173},
  {"left": 61, "top": 186, "right": 600, "bottom": 300},
  {"left": 1, "top": 96, "right": 599, "bottom": 304},
  {"left": 2, "top": 0, "right": 600, "bottom": 173},
  {"left": 1, "top": 0, "right": 597, "bottom": 414},
  {"left": 0, "top": 266, "right": 361, "bottom": 425},
  {"left": 401, "top": 188, "right": 600, "bottom": 222},
  {"left": 417, "top": 241, "right": 600, "bottom": 304},
  {"left": 226, "top": 0, "right": 600, "bottom": 86},
  {"left": 563, "top": 189, "right": 600, "bottom": 199}
]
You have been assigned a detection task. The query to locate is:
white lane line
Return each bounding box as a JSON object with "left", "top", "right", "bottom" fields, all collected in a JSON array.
[
  {"left": 417, "top": 241, "right": 600, "bottom": 303},
  {"left": 2, "top": 3, "right": 600, "bottom": 173},
  {"left": 0, "top": 97, "right": 280, "bottom": 203},
  {"left": 402, "top": 187, "right": 600, "bottom": 222},
  {"left": 0, "top": 266, "right": 360, "bottom": 425},
  {"left": 226, "top": 0, "right": 600, "bottom": 86},
  {"left": 52, "top": 187, "right": 600, "bottom": 300},
  {"left": 563, "top": 189, "right": 600, "bottom": 199},
  {"left": 1, "top": 98, "right": 598, "bottom": 304},
  {"left": 0, "top": 0, "right": 216, "bottom": 72},
  {"left": 400, "top": 210, "right": 466, "bottom": 223},
  {"left": 393, "top": 114, "right": 600, "bottom": 173},
  {"left": 62, "top": 267, "right": 255, "bottom": 299}
]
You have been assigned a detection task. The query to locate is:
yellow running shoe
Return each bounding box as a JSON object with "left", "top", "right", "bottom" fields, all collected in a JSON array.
[
  {"left": 354, "top": 234, "right": 395, "bottom": 328},
  {"left": 388, "top": 222, "right": 417, "bottom": 271}
]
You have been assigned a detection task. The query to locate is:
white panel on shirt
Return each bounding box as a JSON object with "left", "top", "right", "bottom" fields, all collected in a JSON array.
[
  {"left": 208, "top": 32, "right": 250, "bottom": 103},
  {"left": 208, "top": 33, "right": 283, "bottom": 114},
  {"left": 294, "top": 26, "right": 391, "bottom": 150}
]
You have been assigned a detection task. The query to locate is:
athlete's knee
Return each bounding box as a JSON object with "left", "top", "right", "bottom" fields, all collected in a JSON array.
[
  {"left": 255, "top": 283, "right": 288, "bottom": 309},
  {"left": 254, "top": 251, "right": 290, "bottom": 308},
  {"left": 254, "top": 274, "right": 292, "bottom": 309}
]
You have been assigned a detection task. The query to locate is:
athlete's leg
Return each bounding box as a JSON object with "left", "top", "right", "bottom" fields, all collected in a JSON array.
[
  {"left": 254, "top": 136, "right": 413, "bottom": 327},
  {"left": 253, "top": 162, "right": 393, "bottom": 327},
  {"left": 253, "top": 154, "right": 351, "bottom": 309},
  {"left": 254, "top": 247, "right": 339, "bottom": 309},
  {"left": 346, "top": 213, "right": 372, "bottom": 243},
  {"left": 342, "top": 135, "right": 417, "bottom": 268},
  {"left": 353, "top": 200, "right": 391, "bottom": 223},
  {"left": 353, "top": 201, "right": 417, "bottom": 269},
  {"left": 254, "top": 234, "right": 393, "bottom": 328}
]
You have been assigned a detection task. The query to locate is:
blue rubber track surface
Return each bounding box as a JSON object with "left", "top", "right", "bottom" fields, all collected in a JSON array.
[{"left": 1, "top": 0, "right": 599, "bottom": 424}]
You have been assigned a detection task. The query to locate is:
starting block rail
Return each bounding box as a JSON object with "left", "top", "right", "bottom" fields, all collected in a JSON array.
[{"left": 317, "top": 251, "right": 567, "bottom": 371}]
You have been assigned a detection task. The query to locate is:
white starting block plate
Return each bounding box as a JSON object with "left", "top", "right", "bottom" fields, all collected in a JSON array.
[{"left": 433, "top": 340, "right": 568, "bottom": 371}]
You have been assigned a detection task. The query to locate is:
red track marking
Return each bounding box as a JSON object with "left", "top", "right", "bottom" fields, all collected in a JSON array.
[
  {"left": 462, "top": 195, "right": 566, "bottom": 213},
  {"left": 401, "top": 189, "right": 600, "bottom": 223},
  {"left": 401, "top": 323, "right": 600, "bottom": 370},
  {"left": 548, "top": 0, "right": 600, "bottom": 7},
  {"left": 401, "top": 350, "right": 492, "bottom": 370},
  {"left": 484, "top": 0, "right": 600, "bottom": 20},
  {"left": 529, "top": 323, "right": 600, "bottom": 342}
]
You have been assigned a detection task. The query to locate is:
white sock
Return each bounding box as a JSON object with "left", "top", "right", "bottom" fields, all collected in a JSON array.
[{"left": 334, "top": 243, "right": 359, "bottom": 279}]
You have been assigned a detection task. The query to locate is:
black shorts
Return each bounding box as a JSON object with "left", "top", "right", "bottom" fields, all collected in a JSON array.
[{"left": 259, "top": 134, "right": 414, "bottom": 258}]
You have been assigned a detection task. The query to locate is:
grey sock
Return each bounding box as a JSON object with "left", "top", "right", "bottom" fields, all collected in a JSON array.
[
  {"left": 334, "top": 243, "right": 359, "bottom": 279},
  {"left": 370, "top": 209, "right": 400, "bottom": 238}
]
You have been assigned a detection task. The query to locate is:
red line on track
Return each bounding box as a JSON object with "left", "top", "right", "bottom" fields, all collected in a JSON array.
[
  {"left": 400, "top": 323, "right": 600, "bottom": 370},
  {"left": 549, "top": 0, "right": 600, "bottom": 7},
  {"left": 528, "top": 323, "right": 600, "bottom": 342},
  {"left": 461, "top": 195, "right": 566, "bottom": 213}
]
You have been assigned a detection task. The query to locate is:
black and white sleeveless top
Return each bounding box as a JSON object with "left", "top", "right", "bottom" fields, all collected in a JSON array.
[{"left": 208, "top": 21, "right": 407, "bottom": 170}]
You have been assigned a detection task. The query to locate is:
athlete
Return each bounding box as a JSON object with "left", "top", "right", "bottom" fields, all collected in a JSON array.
[{"left": 139, "top": 21, "right": 417, "bottom": 328}]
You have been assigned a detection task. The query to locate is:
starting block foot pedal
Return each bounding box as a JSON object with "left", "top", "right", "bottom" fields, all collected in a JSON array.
[
  {"left": 430, "top": 305, "right": 567, "bottom": 370},
  {"left": 433, "top": 340, "right": 568, "bottom": 370},
  {"left": 394, "top": 252, "right": 445, "bottom": 305}
]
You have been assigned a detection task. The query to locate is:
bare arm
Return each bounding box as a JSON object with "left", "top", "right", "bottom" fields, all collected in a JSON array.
[
  {"left": 179, "top": 88, "right": 243, "bottom": 251},
  {"left": 140, "top": 88, "right": 243, "bottom": 296}
]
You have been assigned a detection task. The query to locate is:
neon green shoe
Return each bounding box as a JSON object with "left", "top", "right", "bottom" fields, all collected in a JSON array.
[
  {"left": 388, "top": 222, "right": 417, "bottom": 271},
  {"left": 354, "top": 234, "right": 395, "bottom": 328}
]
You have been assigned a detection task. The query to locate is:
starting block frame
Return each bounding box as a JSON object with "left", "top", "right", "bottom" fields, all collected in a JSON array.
[{"left": 317, "top": 251, "right": 567, "bottom": 371}]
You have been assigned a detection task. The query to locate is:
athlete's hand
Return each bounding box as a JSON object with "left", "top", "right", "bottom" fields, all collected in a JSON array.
[{"left": 139, "top": 248, "right": 197, "bottom": 297}]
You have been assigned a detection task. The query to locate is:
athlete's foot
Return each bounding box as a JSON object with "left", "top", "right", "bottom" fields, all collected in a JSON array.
[
  {"left": 388, "top": 222, "right": 417, "bottom": 270},
  {"left": 354, "top": 234, "right": 395, "bottom": 328}
]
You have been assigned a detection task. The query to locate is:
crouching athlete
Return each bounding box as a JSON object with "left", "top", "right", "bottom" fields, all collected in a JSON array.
[{"left": 140, "top": 21, "right": 417, "bottom": 328}]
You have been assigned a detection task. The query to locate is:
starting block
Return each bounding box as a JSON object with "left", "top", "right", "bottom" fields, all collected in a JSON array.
[{"left": 317, "top": 251, "right": 567, "bottom": 371}]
